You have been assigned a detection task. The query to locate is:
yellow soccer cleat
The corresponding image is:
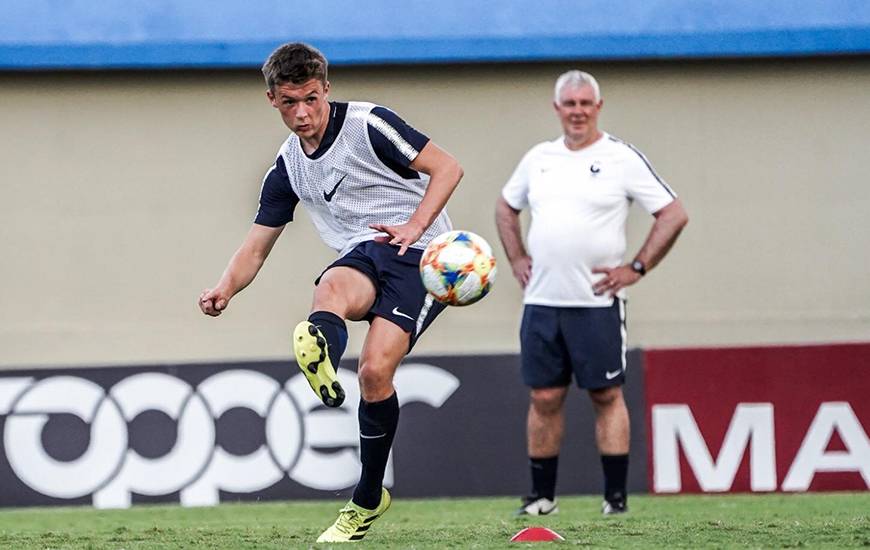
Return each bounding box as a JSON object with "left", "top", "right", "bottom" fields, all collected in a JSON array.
[
  {"left": 316, "top": 488, "right": 392, "bottom": 543},
  {"left": 292, "top": 321, "right": 345, "bottom": 408}
]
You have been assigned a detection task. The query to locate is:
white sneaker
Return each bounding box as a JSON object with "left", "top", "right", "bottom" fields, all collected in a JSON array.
[
  {"left": 601, "top": 499, "right": 628, "bottom": 515},
  {"left": 515, "top": 496, "right": 559, "bottom": 516}
]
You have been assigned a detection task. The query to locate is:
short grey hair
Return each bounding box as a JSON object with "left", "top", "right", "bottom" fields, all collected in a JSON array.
[{"left": 554, "top": 70, "right": 601, "bottom": 103}]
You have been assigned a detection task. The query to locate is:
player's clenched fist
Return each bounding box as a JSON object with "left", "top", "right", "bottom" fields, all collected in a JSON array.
[{"left": 199, "top": 288, "right": 229, "bottom": 316}]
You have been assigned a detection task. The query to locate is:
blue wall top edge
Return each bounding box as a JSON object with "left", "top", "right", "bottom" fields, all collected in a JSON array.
[{"left": 2, "top": 29, "right": 869, "bottom": 70}]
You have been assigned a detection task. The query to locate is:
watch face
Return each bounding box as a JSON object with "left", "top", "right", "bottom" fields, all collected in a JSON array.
[{"left": 632, "top": 260, "right": 645, "bottom": 274}]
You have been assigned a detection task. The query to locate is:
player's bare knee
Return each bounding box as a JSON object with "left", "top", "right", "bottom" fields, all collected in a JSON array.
[
  {"left": 530, "top": 388, "right": 567, "bottom": 416},
  {"left": 313, "top": 270, "right": 376, "bottom": 319},
  {"left": 311, "top": 278, "right": 343, "bottom": 310},
  {"left": 589, "top": 386, "right": 623, "bottom": 409},
  {"left": 357, "top": 363, "right": 393, "bottom": 401}
]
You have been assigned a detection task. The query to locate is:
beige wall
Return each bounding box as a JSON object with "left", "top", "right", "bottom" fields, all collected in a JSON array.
[{"left": 1, "top": 57, "right": 869, "bottom": 369}]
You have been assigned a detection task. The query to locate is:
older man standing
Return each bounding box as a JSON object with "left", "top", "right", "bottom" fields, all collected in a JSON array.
[{"left": 496, "top": 70, "right": 688, "bottom": 516}]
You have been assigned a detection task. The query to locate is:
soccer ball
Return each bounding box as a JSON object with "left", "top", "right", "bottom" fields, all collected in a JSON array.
[{"left": 419, "top": 230, "right": 497, "bottom": 306}]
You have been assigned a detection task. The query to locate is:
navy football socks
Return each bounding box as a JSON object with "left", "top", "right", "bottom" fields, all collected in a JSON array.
[
  {"left": 601, "top": 453, "right": 629, "bottom": 504},
  {"left": 529, "top": 455, "right": 559, "bottom": 501},
  {"left": 307, "top": 311, "right": 396, "bottom": 510},
  {"left": 307, "top": 311, "right": 348, "bottom": 368},
  {"left": 353, "top": 392, "right": 400, "bottom": 509}
]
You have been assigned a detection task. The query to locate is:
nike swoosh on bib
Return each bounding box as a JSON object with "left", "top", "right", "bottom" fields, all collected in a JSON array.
[{"left": 323, "top": 174, "right": 347, "bottom": 202}]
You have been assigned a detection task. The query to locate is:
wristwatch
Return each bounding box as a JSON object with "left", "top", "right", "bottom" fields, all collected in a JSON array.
[{"left": 630, "top": 260, "right": 646, "bottom": 276}]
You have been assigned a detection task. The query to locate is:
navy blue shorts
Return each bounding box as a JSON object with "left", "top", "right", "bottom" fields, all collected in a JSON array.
[
  {"left": 520, "top": 299, "right": 627, "bottom": 390},
  {"left": 316, "top": 240, "right": 446, "bottom": 350}
]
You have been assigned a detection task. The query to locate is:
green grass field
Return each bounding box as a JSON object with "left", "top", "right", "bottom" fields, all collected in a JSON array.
[{"left": 0, "top": 493, "right": 867, "bottom": 549}]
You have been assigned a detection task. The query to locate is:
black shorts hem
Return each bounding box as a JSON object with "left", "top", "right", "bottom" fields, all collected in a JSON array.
[
  {"left": 524, "top": 382, "right": 572, "bottom": 390},
  {"left": 583, "top": 378, "right": 626, "bottom": 391},
  {"left": 315, "top": 256, "right": 379, "bottom": 289}
]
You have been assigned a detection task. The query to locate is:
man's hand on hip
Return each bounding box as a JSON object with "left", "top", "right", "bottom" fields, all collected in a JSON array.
[{"left": 591, "top": 265, "right": 642, "bottom": 297}]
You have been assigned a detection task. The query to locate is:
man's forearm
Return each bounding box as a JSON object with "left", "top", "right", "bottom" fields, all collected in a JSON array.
[
  {"left": 495, "top": 197, "right": 527, "bottom": 261},
  {"left": 634, "top": 199, "right": 689, "bottom": 271}
]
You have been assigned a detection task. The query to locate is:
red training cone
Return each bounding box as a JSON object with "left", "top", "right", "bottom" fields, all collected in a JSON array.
[{"left": 510, "top": 526, "right": 565, "bottom": 542}]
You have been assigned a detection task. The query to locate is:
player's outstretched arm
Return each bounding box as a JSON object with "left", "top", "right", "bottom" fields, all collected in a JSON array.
[
  {"left": 199, "top": 224, "right": 285, "bottom": 316},
  {"left": 369, "top": 141, "right": 463, "bottom": 255},
  {"left": 495, "top": 196, "right": 532, "bottom": 289}
]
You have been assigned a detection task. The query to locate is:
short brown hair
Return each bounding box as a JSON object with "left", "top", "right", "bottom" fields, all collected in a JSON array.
[{"left": 261, "top": 42, "right": 328, "bottom": 90}]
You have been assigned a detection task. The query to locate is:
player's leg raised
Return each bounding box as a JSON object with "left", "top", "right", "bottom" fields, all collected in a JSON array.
[{"left": 293, "top": 266, "right": 375, "bottom": 407}]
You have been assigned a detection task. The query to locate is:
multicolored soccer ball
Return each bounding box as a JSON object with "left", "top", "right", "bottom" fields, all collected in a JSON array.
[{"left": 419, "top": 230, "right": 497, "bottom": 306}]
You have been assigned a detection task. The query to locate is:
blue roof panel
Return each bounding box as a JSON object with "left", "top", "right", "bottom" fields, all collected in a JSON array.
[{"left": 1, "top": 0, "right": 868, "bottom": 69}]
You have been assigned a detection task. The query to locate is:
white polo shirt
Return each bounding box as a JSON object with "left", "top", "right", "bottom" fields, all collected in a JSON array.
[{"left": 502, "top": 133, "right": 676, "bottom": 307}]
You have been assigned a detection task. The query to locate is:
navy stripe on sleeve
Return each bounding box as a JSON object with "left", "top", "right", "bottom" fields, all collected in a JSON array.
[
  {"left": 254, "top": 155, "right": 298, "bottom": 227},
  {"left": 367, "top": 106, "right": 430, "bottom": 179},
  {"left": 608, "top": 136, "right": 676, "bottom": 198}
]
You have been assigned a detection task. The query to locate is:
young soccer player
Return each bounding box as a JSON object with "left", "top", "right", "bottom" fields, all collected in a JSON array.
[{"left": 198, "top": 42, "right": 463, "bottom": 542}]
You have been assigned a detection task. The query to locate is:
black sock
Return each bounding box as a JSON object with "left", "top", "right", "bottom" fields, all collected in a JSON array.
[
  {"left": 601, "top": 454, "right": 629, "bottom": 504},
  {"left": 352, "top": 392, "right": 399, "bottom": 509},
  {"left": 307, "top": 311, "right": 348, "bottom": 367},
  {"left": 529, "top": 455, "right": 558, "bottom": 501}
]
